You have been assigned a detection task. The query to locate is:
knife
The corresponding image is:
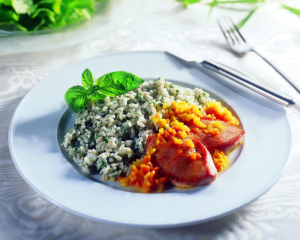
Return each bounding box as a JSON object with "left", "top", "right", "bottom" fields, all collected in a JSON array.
[{"left": 136, "top": 30, "right": 296, "bottom": 108}]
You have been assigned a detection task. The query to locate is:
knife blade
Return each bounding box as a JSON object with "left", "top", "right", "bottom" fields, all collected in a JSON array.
[{"left": 137, "top": 30, "right": 296, "bottom": 108}]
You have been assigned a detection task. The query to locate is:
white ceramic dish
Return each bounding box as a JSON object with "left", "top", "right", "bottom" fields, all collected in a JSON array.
[{"left": 8, "top": 51, "right": 292, "bottom": 228}]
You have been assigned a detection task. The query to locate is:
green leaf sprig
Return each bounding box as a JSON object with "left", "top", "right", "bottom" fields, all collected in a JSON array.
[
  {"left": 281, "top": 4, "right": 300, "bottom": 17},
  {"left": 180, "top": 0, "right": 265, "bottom": 27},
  {"left": 64, "top": 69, "right": 145, "bottom": 113},
  {"left": 177, "top": 0, "right": 300, "bottom": 30}
]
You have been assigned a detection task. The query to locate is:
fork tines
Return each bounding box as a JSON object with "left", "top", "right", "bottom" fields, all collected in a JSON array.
[{"left": 218, "top": 17, "right": 246, "bottom": 45}]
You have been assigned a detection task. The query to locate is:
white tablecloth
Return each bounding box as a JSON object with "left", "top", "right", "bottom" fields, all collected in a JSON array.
[{"left": 1, "top": 0, "right": 300, "bottom": 239}]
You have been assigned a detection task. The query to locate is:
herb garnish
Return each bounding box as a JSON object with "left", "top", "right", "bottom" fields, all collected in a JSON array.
[{"left": 64, "top": 69, "right": 144, "bottom": 113}]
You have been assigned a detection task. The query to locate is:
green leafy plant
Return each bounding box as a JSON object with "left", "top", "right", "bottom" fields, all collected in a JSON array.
[
  {"left": 177, "top": 0, "right": 202, "bottom": 8},
  {"left": 0, "top": 0, "right": 106, "bottom": 32},
  {"left": 177, "top": 0, "right": 300, "bottom": 29},
  {"left": 64, "top": 69, "right": 145, "bottom": 113},
  {"left": 236, "top": 7, "right": 258, "bottom": 29},
  {"left": 281, "top": 4, "right": 300, "bottom": 17}
]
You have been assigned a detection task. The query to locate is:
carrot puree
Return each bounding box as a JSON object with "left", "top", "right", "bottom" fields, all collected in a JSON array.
[{"left": 119, "top": 101, "right": 236, "bottom": 192}]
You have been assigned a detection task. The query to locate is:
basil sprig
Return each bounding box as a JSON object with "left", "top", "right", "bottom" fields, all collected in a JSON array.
[{"left": 64, "top": 69, "right": 144, "bottom": 113}]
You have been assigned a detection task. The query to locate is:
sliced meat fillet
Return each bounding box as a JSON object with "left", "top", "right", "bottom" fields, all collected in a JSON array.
[
  {"left": 146, "top": 135, "right": 217, "bottom": 188},
  {"left": 187, "top": 117, "right": 245, "bottom": 155}
]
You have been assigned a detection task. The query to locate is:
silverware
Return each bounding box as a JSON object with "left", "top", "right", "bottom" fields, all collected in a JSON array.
[
  {"left": 136, "top": 29, "right": 296, "bottom": 108},
  {"left": 200, "top": 59, "right": 296, "bottom": 107},
  {"left": 218, "top": 16, "right": 300, "bottom": 94}
]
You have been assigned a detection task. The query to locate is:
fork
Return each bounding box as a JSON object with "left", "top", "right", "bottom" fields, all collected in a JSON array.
[{"left": 218, "top": 16, "right": 300, "bottom": 94}]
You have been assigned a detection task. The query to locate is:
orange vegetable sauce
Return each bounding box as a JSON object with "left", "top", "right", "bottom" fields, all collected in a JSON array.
[
  {"left": 119, "top": 101, "right": 237, "bottom": 192},
  {"left": 205, "top": 101, "right": 239, "bottom": 126},
  {"left": 119, "top": 147, "right": 167, "bottom": 193}
]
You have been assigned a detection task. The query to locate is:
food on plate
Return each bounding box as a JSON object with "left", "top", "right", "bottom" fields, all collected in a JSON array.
[
  {"left": 146, "top": 134, "right": 217, "bottom": 188},
  {"left": 187, "top": 118, "right": 245, "bottom": 155},
  {"left": 63, "top": 69, "right": 245, "bottom": 193}
]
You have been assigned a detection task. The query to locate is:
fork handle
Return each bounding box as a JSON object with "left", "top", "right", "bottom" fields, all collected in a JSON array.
[
  {"left": 252, "top": 49, "right": 300, "bottom": 94},
  {"left": 201, "top": 60, "right": 296, "bottom": 108}
]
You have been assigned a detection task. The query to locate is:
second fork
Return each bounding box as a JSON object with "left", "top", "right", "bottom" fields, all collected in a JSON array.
[{"left": 218, "top": 16, "right": 300, "bottom": 94}]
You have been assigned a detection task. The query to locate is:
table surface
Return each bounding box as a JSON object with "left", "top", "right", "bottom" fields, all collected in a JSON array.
[{"left": 1, "top": 0, "right": 300, "bottom": 239}]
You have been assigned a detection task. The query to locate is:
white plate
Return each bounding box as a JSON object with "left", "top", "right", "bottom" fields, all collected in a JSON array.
[
  {"left": 0, "top": 0, "right": 143, "bottom": 52},
  {"left": 8, "top": 51, "right": 292, "bottom": 227}
]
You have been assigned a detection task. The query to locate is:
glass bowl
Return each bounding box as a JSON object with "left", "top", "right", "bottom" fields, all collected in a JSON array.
[{"left": 0, "top": 0, "right": 143, "bottom": 52}]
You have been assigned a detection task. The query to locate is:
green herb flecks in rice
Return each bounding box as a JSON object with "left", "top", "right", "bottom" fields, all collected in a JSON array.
[{"left": 62, "top": 77, "right": 212, "bottom": 181}]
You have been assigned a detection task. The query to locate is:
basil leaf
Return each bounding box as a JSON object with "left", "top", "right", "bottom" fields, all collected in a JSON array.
[
  {"left": 96, "top": 71, "right": 144, "bottom": 97},
  {"left": 98, "top": 83, "right": 126, "bottom": 97},
  {"left": 91, "top": 92, "right": 106, "bottom": 101},
  {"left": 82, "top": 68, "right": 94, "bottom": 88},
  {"left": 64, "top": 70, "right": 144, "bottom": 112},
  {"left": 64, "top": 85, "right": 88, "bottom": 113}
]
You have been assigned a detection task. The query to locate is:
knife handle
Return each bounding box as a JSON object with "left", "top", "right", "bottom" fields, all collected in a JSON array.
[{"left": 201, "top": 60, "right": 296, "bottom": 108}]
